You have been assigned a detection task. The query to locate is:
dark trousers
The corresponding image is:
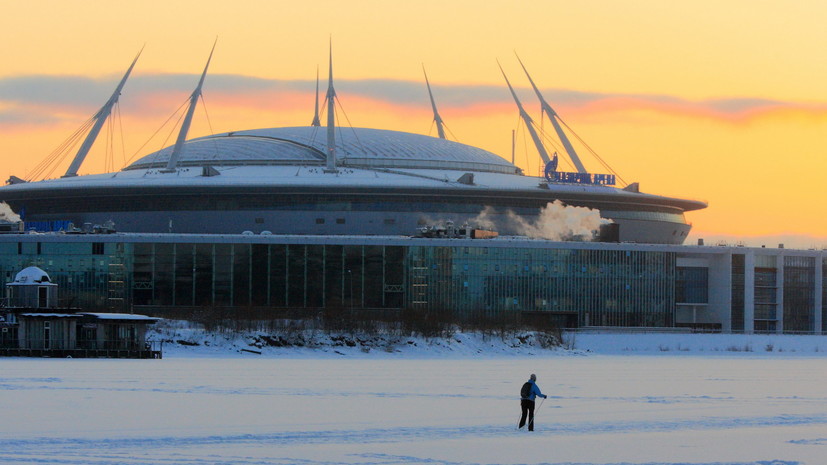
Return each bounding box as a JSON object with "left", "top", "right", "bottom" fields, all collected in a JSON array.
[{"left": 519, "top": 399, "right": 535, "bottom": 431}]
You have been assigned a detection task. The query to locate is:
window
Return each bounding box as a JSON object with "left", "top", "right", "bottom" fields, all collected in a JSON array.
[
  {"left": 255, "top": 217, "right": 264, "bottom": 224},
  {"left": 383, "top": 218, "right": 396, "bottom": 225},
  {"left": 92, "top": 243, "right": 104, "bottom": 255},
  {"left": 315, "top": 218, "right": 325, "bottom": 224},
  {"left": 38, "top": 287, "right": 47, "bottom": 307},
  {"left": 336, "top": 218, "right": 345, "bottom": 224},
  {"left": 43, "top": 321, "right": 51, "bottom": 350},
  {"left": 676, "top": 267, "right": 709, "bottom": 303}
]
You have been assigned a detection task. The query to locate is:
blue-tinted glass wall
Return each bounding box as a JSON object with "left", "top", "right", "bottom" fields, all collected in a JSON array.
[
  {"left": 676, "top": 267, "right": 708, "bottom": 304},
  {"left": 127, "top": 243, "right": 403, "bottom": 312},
  {"left": 0, "top": 241, "right": 678, "bottom": 327},
  {"left": 0, "top": 241, "right": 113, "bottom": 310},
  {"left": 407, "top": 246, "right": 676, "bottom": 327}
]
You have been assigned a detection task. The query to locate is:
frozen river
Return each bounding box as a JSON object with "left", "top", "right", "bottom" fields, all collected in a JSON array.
[{"left": 0, "top": 353, "right": 824, "bottom": 464}]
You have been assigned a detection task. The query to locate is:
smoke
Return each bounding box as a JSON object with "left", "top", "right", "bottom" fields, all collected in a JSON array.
[
  {"left": 469, "top": 200, "right": 609, "bottom": 241},
  {"left": 468, "top": 206, "right": 498, "bottom": 230},
  {"left": 0, "top": 202, "right": 21, "bottom": 223},
  {"left": 513, "top": 200, "right": 610, "bottom": 240}
]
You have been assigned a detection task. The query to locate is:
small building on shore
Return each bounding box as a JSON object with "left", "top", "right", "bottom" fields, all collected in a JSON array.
[
  {"left": 5, "top": 265, "right": 57, "bottom": 309},
  {"left": 1, "top": 266, "right": 162, "bottom": 358}
]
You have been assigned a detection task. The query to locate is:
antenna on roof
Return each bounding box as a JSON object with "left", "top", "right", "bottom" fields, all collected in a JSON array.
[
  {"left": 324, "top": 38, "right": 338, "bottom": 173},
  {"left": 62, "top": 47, "right": 143, "bottom": 178},
  {"left": 515, "top": 53, "right": 586, "bottom": 173},
  {"left": 423, "top": 65, "right": 446, "bottom": 140},
  {"left": 163, "top": 39, "right": 216, "bottom": 173},
  {"left": 311, "top": 66, "right": 321, "bottom": 127},
  {"left": 498, "top": 60, "right": 551, "bottom": 166}
]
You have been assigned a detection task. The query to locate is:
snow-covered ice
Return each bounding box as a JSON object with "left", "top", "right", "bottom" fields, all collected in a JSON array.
[{"left": 1, "top": 332, "right": 825, "bottom": 465}]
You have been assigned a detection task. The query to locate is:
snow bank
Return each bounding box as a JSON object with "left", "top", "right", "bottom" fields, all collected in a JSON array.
[
  {"left": 149, "top": 320, "right": 827, "bottom": 358},
  {"left": 571, "top": 331, "right": 827, "bottom": 355},
  {"left": 149, "top": 319, "right": 568, "bottom": 359}
]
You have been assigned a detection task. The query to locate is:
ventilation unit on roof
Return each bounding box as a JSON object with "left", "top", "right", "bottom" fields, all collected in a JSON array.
[
  {"left": 201, "top": 166, "right": 220, "bottom": 177},
  {"left": 457, "top": 173, "right": 474, "bottom": 185}
]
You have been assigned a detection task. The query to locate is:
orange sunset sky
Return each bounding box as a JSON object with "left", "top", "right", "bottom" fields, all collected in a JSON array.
[{"left": 0, "top": 0, "right": 825, "bottom": 247}]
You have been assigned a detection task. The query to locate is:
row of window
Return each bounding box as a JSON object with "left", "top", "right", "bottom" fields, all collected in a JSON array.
[
  {"left": 2, "top": 242, "right": 826, "bottom": 332},
  {"left": 732, "top": 255, "right": 820, "bottom": 332},
  {"left": 8, "top": 242, "right": 105, "bottom": 256}
]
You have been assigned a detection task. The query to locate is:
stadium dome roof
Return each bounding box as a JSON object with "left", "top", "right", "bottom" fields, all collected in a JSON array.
[{"left": 124, "top": 127, "right": 521, "bottom": 175}]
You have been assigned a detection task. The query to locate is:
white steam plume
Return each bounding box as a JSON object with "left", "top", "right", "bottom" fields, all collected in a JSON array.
[
  {"left": 511, "top": 200, "right": 610, "bottom": 241},
  {"left": 469, "top": 200, "right": 610, "bottom": 241},
  {"left": 468, "top": 206, "right": 498, "bottom": 230},
  {"left": 0, "top": 202, "right": 21, "bottom": 223}
]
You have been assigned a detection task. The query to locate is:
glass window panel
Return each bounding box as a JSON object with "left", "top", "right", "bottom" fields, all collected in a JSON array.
[
  {"left": 214, "top": 244, "right": 232, "bottom": 306},
  {"left": 174, "top": 243, "right": 194, "bottom": 306},
  {"left": 194, "top": 244, "right": 213, "bottom": 306},
  {"left": 306, "top": 245, "right": 324, "bottom": 308},
  {"left": 251, "top": 244, "right": 268, "bottom": 307},
  {"left": 233, "top": 244, "right": 251, "bottom": 307},
  {"left": 269, "top": 245, "right": 287, "bottom": 307}
]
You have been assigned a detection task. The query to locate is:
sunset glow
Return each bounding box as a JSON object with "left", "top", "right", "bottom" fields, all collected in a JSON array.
[{"left": 1, "top": 0, "right": 825, "bottom": 246}]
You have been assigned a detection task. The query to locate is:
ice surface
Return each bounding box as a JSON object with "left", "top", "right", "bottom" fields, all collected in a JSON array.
[{"left": 0, "top": 334, "right": 825, "bottom": 464}]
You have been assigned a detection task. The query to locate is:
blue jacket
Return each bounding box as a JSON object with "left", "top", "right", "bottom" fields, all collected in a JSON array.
[{"left": 522, "top": 379, "right": 547, "bottom": 401}]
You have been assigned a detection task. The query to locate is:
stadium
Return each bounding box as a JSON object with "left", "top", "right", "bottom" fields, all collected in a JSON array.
[
  {"left": 0, "top": 124, "right": 708, "bottom": 243},
  {"left": 0, "top": 50, "right": 822, "bottom": 335},
  {"left": 0, "top": 48, "right": 705, "bottom": 244}
]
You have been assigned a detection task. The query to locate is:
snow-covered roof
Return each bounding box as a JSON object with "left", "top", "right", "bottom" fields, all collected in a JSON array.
[
  {"left": 8, "top": 266, "right": 56, "bottom": 286},
  {"left": 20, "top": 313, "right": 78, "bottom": 318},
  {"left": 79, "top": 313, "right": 160, "bottom": 322},
  {"left": 124, "top": 127, "right": 520, "bottom": 175},
  {"left": 0, "top": 126, "right": 707, "bottom": 216}
]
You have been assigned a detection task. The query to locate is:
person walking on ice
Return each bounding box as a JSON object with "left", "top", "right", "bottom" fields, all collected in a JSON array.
[{"left": 519, "top": 373, "right": 547, "bottom": 431}]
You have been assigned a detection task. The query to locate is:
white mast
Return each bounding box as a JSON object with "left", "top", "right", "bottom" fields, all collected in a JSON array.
[
  {"left": 311, "top": 66, "right": 321, "bottom": 127},
  {"left": 516, "top": 54, "right": 587, "bottom": 174},
  {"left": 498, "top": 62, "right": 551, "bottom": 166},
  {"left": 63, "top": 48, "right": 143, "bottom": 177},
  {"left": 324, "top": 40, "right": 337, "bottom": 173},
  {"left": 511, "top": 129, "right": 515, "bottom": 165},
  {"left": 163, "top": 40, "right": 216, "bottom": 172},
  {"left": 423, "top": 66, "right": 446, "bottom": 140}
]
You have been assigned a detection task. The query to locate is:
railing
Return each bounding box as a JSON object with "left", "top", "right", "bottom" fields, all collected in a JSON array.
[
  {"left": 568, "top": 326, "right": 695, "bottom": 334},
  {"left": 0, "top": 339, "right": 163, "bottom": 358}
]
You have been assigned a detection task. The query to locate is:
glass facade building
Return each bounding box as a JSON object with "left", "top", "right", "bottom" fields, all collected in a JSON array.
[{"left": 0, "top": 234, "right": 824, "bottom": 334}]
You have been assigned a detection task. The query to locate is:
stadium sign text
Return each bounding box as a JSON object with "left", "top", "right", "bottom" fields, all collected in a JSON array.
[{"left": 544, "top": 157, "right": 615, "bottom": 186}]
